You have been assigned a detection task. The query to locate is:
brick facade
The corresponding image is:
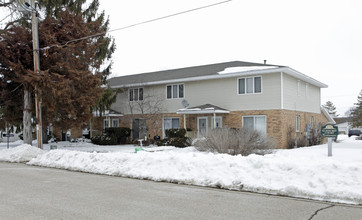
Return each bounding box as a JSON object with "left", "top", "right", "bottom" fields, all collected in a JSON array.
[{"left": 53, "top": 109, "right": 329, "bottom": 148}]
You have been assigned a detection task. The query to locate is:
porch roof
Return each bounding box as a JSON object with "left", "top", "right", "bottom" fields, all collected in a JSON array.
[{"left": 176, "top": 104, "right": 230, "bottom": 115}]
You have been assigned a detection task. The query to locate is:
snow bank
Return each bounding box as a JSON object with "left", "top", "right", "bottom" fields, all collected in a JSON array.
[
  {"left": 2, "top": 136, "right": 362, "bottom": 204},
  {"left": 27, "top": 145, "right": 362, "bottom": 204},
  {"left": 0, "top": 144, "right": 44, "bottom": 163}
]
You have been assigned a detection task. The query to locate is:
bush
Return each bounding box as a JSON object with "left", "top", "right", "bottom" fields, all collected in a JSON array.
[
  {"left": 165, "top": 128, "right": 186, "bottom": 138},
  {"left": 308, "top": 122, "right": 323, "bottom": 146},
  {"left": 104, "top": 127, "right": 131, "bottom": 144},
  {"left": 157, "top": 128, "right": 191, "bottom": 148},
  {"left": 194, "top": 128, "right": 274, "bottom": 156},
  {"left": 91, "top": 135, "right": 118, "bottom": 145}
]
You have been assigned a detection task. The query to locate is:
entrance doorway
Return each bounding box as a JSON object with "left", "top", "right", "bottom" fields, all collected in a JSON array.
[
  {"left": 132, "top": 119, "right": 146, "bottom": 140},
  {"left": 197, "top": 117, "right": 208, "bottom": 137}
]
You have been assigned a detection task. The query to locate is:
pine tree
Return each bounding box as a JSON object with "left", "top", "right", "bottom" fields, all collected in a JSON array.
[
  {"left": 0, "top": 0, "right": 115, "bottom": 141},
  {"left": 0, "top": 8, "right": 108, "bottom": 133},
  {"left": 350, "top": 90, "right": 362, "bottom": 127},
  {"left": 322, "top": 101, "right": 338, "bottom": 118}
]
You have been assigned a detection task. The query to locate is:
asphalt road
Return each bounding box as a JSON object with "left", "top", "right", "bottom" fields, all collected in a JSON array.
[{"left": 1, "top": 162, "right": 361, "bottom": 220}]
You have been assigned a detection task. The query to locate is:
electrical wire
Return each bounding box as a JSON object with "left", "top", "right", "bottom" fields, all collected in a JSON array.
[
  {"left": 0, "top": 10, "right": 15, "bottom": 23},
  {"left": 41, "top": 0, "right": 232, "bottom": 51}
]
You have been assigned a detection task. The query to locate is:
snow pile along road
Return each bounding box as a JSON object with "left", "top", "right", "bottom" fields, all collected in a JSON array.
[
  {"left": 1, "top": 136, "right": 362, "bottom": 205},
  {"left": 0, "top": 144, "right": 44, "bottom": 163}
]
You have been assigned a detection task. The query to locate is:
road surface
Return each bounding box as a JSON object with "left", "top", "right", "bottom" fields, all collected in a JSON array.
[{"left": 1, "top": 162, "right": 361, "bottom": 219}]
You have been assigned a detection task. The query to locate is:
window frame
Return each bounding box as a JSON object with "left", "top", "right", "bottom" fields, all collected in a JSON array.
[
  {"left": 104, "top": 119, "right": 110, "bottom": 129},
  {"left": 166, "top": 83, "right": 185, "bottom": 99},
  {"left": 242, "top": 115, "right": 267, "bottom": 136},
  {"left": 112, "top": 119, "right": 119, "bottom": 128},
  {"left": 129, "top": 87, "right": 144, "bottom": 102},
  {"left": 296, "top": 115, "right": 301, "bottom": 132},
  {"left": 238, "top": 76, "right": 262, "bottom": 95},
  {"left": 163, "top": 117, "right": 180, "bottom": 137},
  {"left": 211, "top": 116, "right": 223, "bottom": 129}
]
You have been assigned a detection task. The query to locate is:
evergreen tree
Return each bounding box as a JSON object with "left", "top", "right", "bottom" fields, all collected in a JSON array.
[
  {"left": 0, "top": 0, "right": 115, "bottom": 140},
  {"left": 322, "top": 101, "right": 338, "bottom": 118},
  {"left": 350, "top": 90, "right": 362, "bottom": 127}
]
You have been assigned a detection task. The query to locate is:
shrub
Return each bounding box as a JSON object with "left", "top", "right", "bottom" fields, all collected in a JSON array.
[
  {"left": 194, "top": 128, "right": 274, "bottom": 156},
  {"left": 165, "top": 128, "right": 186, "bottom": 138},
  {"left": 157, "top": 128, "right": 191, "bottom": 148},
  {"left": 104, "top": 127, "right": 131, "bottom": 144},
  {"left": 308, "top": 122, "right": 323, "bottom": 146},
  {"left": 91, "top": 135, "right": 118, "bottom": 145}
]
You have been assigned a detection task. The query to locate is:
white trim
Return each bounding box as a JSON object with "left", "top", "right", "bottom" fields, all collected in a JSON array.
[
  {"left": 296, "top": 115, "right": 301, "bottom": 132},
  {"left": 237, "top": 76, "right": 263, "bottom": 95},
  {"left": 111, "top": 119, "right": 119, "bottom": 127},
  {"left": 177, "top": 108, "right": 229, "bottom": 114},
  {"left": 242, "top": 115, "right": 267, "bottom": 136},
  {"left": 110, "top": 67, "right": 328, "bottom": 89},
  {"left": 321, "top": 107, "right": 336, "bottom": 124},
  {"left": 211, "top": 116, "right": 222, "bottom": 129},
  {"left": 162, "top": 117, "right": 181, "bottom": 138},
  {"left": 197, "top": 117, "right": 208, "bottom": 137},
  {"left": 166, "top": 83, "right": 185, "bottom": 100},
  {"left": 129, "top": 87, "right": 144, "bottom": 102}
]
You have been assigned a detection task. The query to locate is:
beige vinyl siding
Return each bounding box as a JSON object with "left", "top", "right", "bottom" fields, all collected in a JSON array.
[
  {"left": 112, "top": 72, "right": 322, "bottom": 115},
  {"left": 282, "top": 74, "right": 321, "bottom": 113}
]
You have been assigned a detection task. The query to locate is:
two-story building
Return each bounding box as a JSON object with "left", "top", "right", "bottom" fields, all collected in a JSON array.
[{"left": 107, "top": 61, "right": 334, "bottom": 148}]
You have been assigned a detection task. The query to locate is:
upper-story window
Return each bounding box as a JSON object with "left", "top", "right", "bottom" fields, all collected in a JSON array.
[
  {"left": 129, "top": 88, "right": 143, "bottom": 101},
  {"left": 238, "top": 76, "right": 262, "bottom": 95},
  {"left": 166, "top": 84, "right": 184, "bottom": 99}
]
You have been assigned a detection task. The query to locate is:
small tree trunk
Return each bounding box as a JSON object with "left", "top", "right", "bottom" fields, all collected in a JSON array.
[{"left": 23, "top": 86, "right": 32, "bottom": 145}]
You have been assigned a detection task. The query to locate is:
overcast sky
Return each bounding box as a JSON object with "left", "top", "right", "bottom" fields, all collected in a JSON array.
[{"left": 98, "top": 0, "right": 362, "bottom": 116}]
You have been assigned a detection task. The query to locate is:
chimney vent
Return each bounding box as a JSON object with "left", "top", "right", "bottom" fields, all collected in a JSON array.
[{"left": 264, "top": 60, "right": 267, "bottom": 64}]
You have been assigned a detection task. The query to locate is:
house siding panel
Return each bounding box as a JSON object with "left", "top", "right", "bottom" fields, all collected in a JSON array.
[{"left": 283, "top": 74, "right": 321, "bottom": 113}]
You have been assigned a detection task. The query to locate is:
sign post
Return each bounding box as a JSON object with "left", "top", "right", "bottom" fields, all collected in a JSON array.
[{"left": 321, "top": 124, "right": 338, "bottom": 157}]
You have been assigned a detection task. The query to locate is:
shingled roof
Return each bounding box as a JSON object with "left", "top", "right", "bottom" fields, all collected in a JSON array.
[
  {"left": 108, "top": 60, "right": 327, "bottom": 89},
  {"left": 108, "top": 61, "right": 282, "bottom": 88}
]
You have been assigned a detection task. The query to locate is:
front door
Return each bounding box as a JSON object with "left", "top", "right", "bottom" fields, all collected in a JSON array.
[
  {"left": 198, "top": 117, "right": 208, "bottom": 137},
  {"left": 132, "top": 119, "right": 146, "bottom": 140}
]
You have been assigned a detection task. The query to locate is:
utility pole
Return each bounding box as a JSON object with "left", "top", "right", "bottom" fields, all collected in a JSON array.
[
  {"left": 30, "top": 0, "right": 43, "bottom": 149},
  {"left": 16, "top": 0, "right": 42, "bottom": 148}
]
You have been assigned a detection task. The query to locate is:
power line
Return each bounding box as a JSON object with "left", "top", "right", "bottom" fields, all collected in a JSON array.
[
  {"left": 0, "top": 10, "right": 15, "bottom": 23},
  {"left": 41, "top": 0, "right": 232, "bottom": 50}
]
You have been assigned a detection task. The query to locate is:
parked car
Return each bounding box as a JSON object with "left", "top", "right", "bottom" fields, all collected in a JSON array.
[{"left": 348, "top": 130, "right": 361, "bottom": 137}]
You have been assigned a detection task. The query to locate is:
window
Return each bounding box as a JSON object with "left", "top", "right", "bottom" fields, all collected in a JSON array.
[
  {"left": 296, "top": 115, "right": 301, "bottom": 132},
  {"left": 112, "top": 119, "right": 119, "bottom": 128},
  {"left": 211, "top": 116, "right": 222, "bottom": 129},
  {"left": 242, "top": 115, "right": 266, "bottom": 135},
  {"left": 129, "top": 88, "right": 143, "bottom": 101},
  {"left": 166, "top": 84, "right": 184, "bottom": 99},
  {"left": 163, "top": 118, "right": 180, "bottom": 137},
  {"left": 238, "top": 76, "right": 262, "bottom": 94},
  {"left": 104, "top": 119, "right": 109, "bottom": 129}
]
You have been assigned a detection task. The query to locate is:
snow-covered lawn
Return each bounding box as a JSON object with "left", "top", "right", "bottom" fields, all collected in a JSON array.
[{"left": 1, "top": 135, "right": 362, "bottom": 205}]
